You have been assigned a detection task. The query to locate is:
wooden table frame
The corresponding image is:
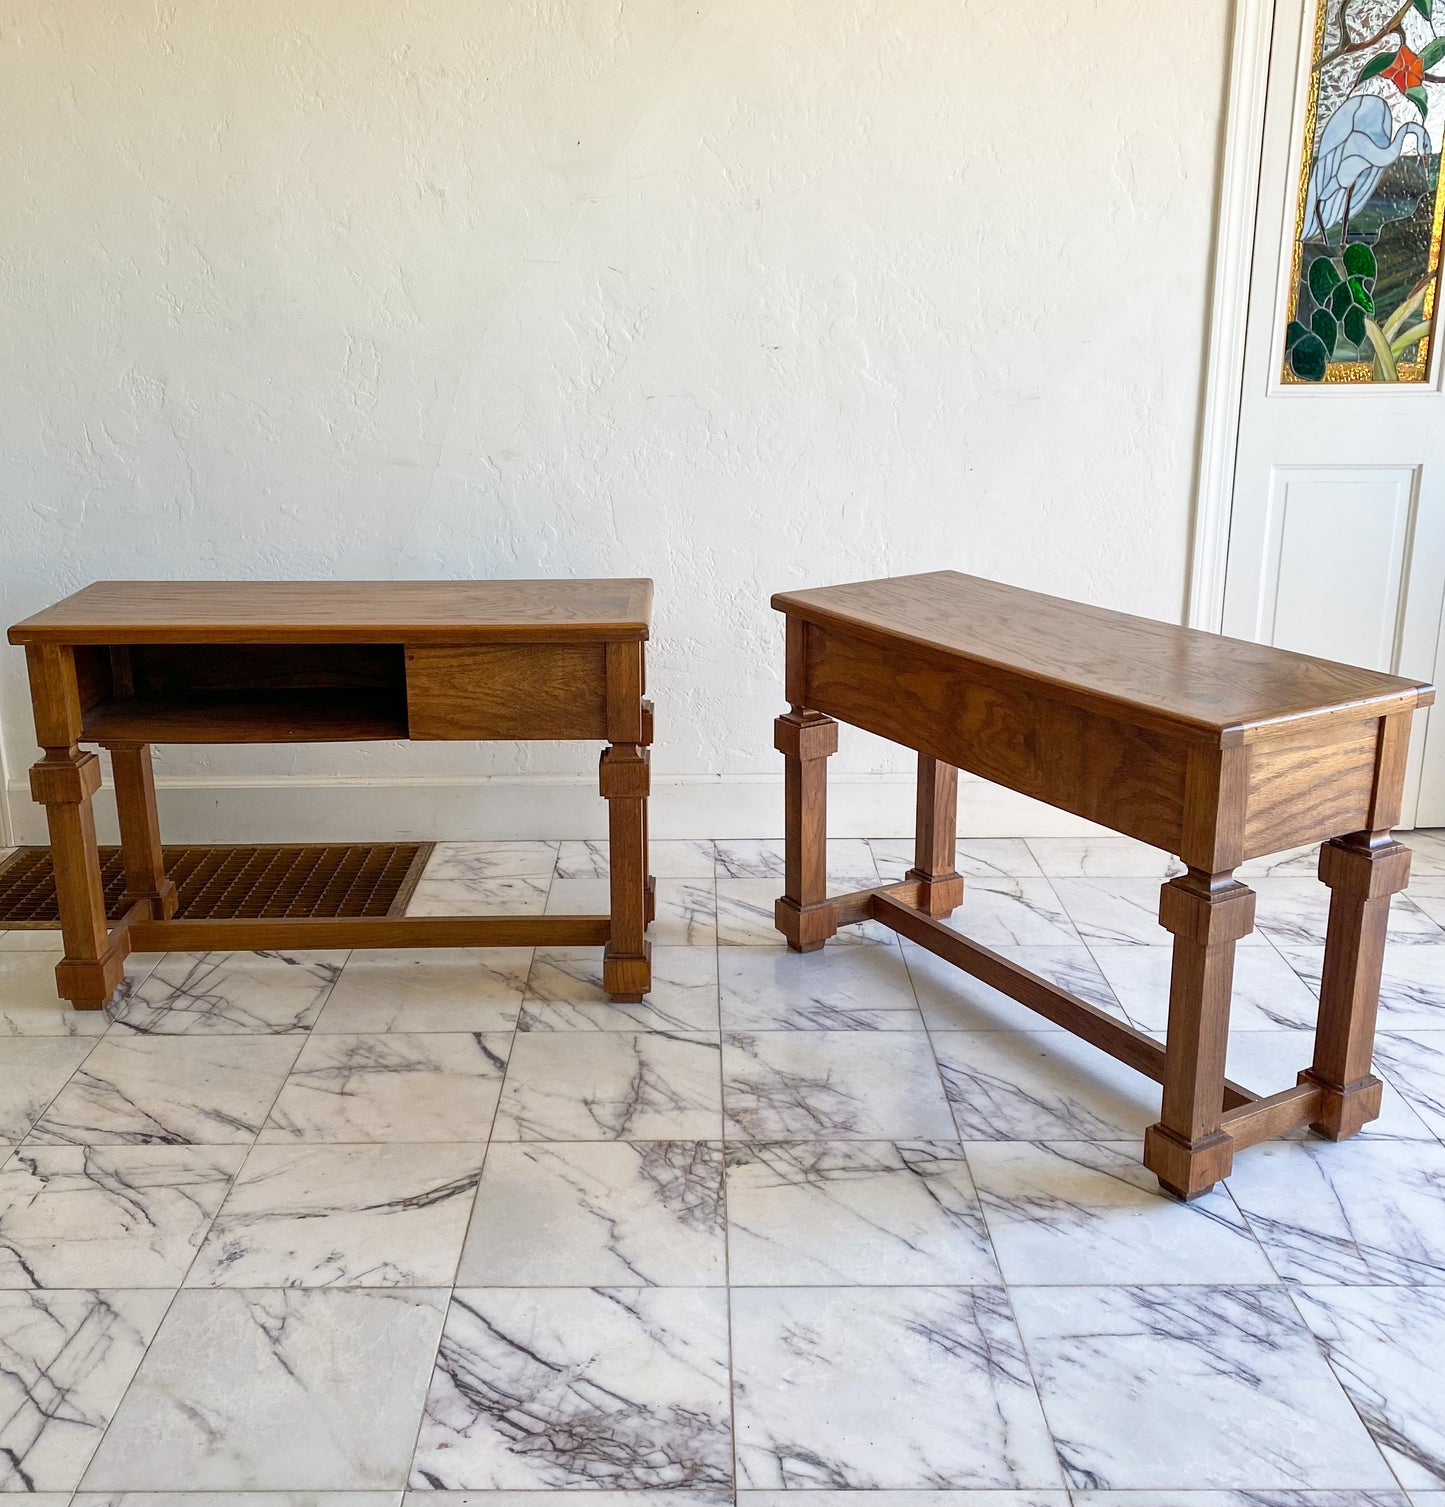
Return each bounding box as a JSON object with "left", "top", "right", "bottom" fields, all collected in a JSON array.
[
  {"left": 772, "top": 573, "right": 1436, "bottom": 1199},
  {"left": 10, "top": 580, "right": 657, "bottom": 1011}
]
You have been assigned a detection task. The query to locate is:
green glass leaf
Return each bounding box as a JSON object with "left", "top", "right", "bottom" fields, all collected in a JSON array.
[
  {"left": 1311, "top": 308, "right": 1340, "bottom": 355},
  {"left": 1309, "top": 256, "right": 1342, "bottom": 304},
  {"left": 1348, "top": 275, "right": 1376, "bottom": 314},
  {"left": 1421, "top": 36, "right": 1445, "bottom": 69},
  {"left": 1290, "top": 333, "right": 1329, "bottom": 381},
  {"left": 1343, "top": 243, "right": 1377, "bottom": 280},
  {"left": 1358, "top": 50, "right": 1400, "bottom": 81},
  {"left": 1343, "top": 304, "right": 1367, "bottom": 347},
  {"left": 1285, "top": 318, "right": 1310, "bottom": 350},
  {"left": 1332, "top": 280, "right": 1357, "bottom": 317},
  {"left": 1414, "top": 0, "right": 1431, "bottom": 19},
  {"left": 1406, "top": 85, "right": 1429, "bottom": 118}
]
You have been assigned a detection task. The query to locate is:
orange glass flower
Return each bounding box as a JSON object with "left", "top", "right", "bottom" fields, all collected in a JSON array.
[{"left": 1384, "top": 45, "right": 1424, "bottom": 91}]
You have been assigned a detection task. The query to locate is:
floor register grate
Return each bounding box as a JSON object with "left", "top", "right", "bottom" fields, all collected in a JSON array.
[{"left": 0, "top": 842, "right": 433, "bottom": 928}]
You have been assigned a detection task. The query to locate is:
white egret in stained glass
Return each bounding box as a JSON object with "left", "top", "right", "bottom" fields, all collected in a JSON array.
[{"left": 1304, "top": 92, "right": 1431, "bottom": 244}]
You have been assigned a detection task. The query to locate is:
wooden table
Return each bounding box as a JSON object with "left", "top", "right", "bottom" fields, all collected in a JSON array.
[
  {"left": 8, "top": 580, "right": 656, "bottom": 1009},
  {"left": 772, "top": 571, "right": 1436, "bottom": 1198}
]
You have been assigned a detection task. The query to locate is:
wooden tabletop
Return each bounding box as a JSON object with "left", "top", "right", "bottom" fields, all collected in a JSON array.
[
  {"left": 9, "top": 580, "right": 654, "bottom": 646},
  {"left": 773, "top": 571, "right": 1434, "bottom": 741}
]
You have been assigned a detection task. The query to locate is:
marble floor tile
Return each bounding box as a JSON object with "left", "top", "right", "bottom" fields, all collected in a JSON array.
[
  {"left": 1011, "top": 1284, "right": 1395, "bottom": 1490},
  {"left": 1375, "top": 1031, "right": 1445, "bottom": 1139},
  {"left": 1070, "top": 1494, "right": 1409, "bottom": 1506},
  {"left": 934, "top": 1030, "right": 1158, "bottom": 1141},
  {"left": 942, "top": 878, "right": 1082, "bottom": 948},
  {"left": 1235, "top": 842, "right": 1325, "bottom": 878},
  {"left": 0, "top": 926, "right": 69, "bottom": 949},
  {"left": 27, "top": 1034, "right": 302, "bottom": 1146},
  {"left": 717, "top": 838, "right": 877, "bottom": 885},
  {"left": 410, "top": 1287, "right": 732, "bottom": 1489},
  {"left": 313, "top": 948, "right": 529, "bottom": 1033},
  {"left": 555, "top": 838, "right": 717, "bottom": 878},
  {"left": 0, "top": 1289, "right": 170, "bottom": 1490},
  {"left": 188, "top": 1142, "right": 483, "bottom": 1286},
  {"left": 521, "top": 944, "right": 719, "bottom": 1033},
  {"left": 718, "top": 943, "right": 923, "bottom": 1030},
  {"left": 82, "top": 1287, "right": 448, "bottom": 1489},
  {"left": 111, "top": 950, "right": 347, "bottom": 1035},
  {"left": 408, "top": 1495, "right": 732, "bottom": 1507},
  {"left": 0, "top": 948, "right": 114, "bottom": 1036},
  {"left": 547, "top": 877, "right": 716, "bottom": 946},
  {"left": 494, "top": 1031, "right": 722, "bottom": 1140},
  {"left": 407, "top": 877, "right": 550, "bottom": 916},
  {"left": 0, "top": 1144, "right": 244, "bottom": 1287},
  {"left": 1053, "top": 877, "right": 1265, "bottom": 947},
  {"left": 965, "top": 1140, "right": 1275, "bottom": 1284},
  {"left": 1278, "top": 943, "right": 1445, "bottom": 1031},
  {"left": 1226, "top": 1138, "right": 1445, "bottom": 1285},
  {"left": 260, "top": 1031, "right": 510, "bottom": 1142},
  {"left": 457, "top": 1140, "right": 724, "bottom": 1285},
  {"left": 731, "top": 1285, "right": 1061, "bottom": 1488},
  {"left": 0, "top": 1036, "right": 95, "bottom": 1140},
  {"left": 75, "top": 1496, "right": 405, "bottom": 1507},
  {"left": 1091, "top": 944, "right": 1322, "bottom": 1032},
  {"left": 723, "top": 1031, "right": 954, "bottom": 1140},
  {"left": 739, "top": 1494, "right": 1071, "bottom": 1507},
  {"left": 870, "top": 837, "right": 1041, "bottom": 880},
  {"left": 1410, "top": 876, "right": 1445, "bottom": 926},
  {"left": 725, "top": 1140, "right": 998, "bottom": 1284},
  {"left": 1294, "top": 1283, "right": 1445, "bottom": 1490},
  {"left": 1251, "top": 878, "right": 1442, "bottom": 947},
  {"left": 715, "top": 878, "right": 895, "bottom": 945},
  {"left": 905, "top": 941, "right": 1125, "bottom": 1032},
  {"left": 1406, "top": 830, "right": 1445, "bottom": 874},
  {"left": 422, "top": 841, "right": 559, "bottom": 879},
  {"left": 1027, "top": 836, "right": 1182, "bottom": 878}
]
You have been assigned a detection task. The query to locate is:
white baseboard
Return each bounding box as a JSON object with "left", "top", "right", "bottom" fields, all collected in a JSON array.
[{"left": 4, "top": 772, "right": 1108, "bottom": 846}]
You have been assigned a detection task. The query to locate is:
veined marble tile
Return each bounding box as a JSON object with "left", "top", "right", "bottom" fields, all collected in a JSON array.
[
  {"left": 965, "top": 1140, "right": 1275, "bottom": 1285},
  {"left": 1026, "top": 836, "right": 1181, "bottom": 878},
  {"left": 0, "top": 927, "right": 71, "bottom": 949},
  {"left": 725, "top": 1140, "right": 998, "bottom": 1284},
  {"left": 1070, "top": 1493, "right": 1410, "bottom": 1506},
  {"left": 112, "top": 950, "right": 347, "bottom": 1035},
  {"left": 1406, "top": 830, "right": 1445, "bottom": 874},
  {"left": 1010, "top": 1284, "right": 1395, "bottom": 1490},
  {"left": 1091, "top": 944, "right": 1322, "bottom": 1032},
  {"left": 870, "top": 837, "right": 1040, "bottom": 880},
  {"left": 942, "top": 878, "right": 1081, "bottom": 948},
  {"left": 521, "top": 944, "right": 719, "bottom": 1033},
  {"left": 904, "top": 941, "right": 1125, "bottom": 1032},
  {"left": 731, "top": 1285, "right": 1061, "bottom": 1488},
  {"left": 0, "top": 1288, "right": 171, "bottom": 1491},
  {"left": 1375, "top": 1031, "right": 1445, "bottom": 1139},
  {"left": 723, "top": 1030, "right": 954, "bottom": 1141},
  {"left": 313, "top": 948, "right": 529, "bottom": 1033},
  {"left": 0, "top": 1144, "right": 244, "bottom": 1288},
  {"left": 547, "top": 876, "right": 716, "bottom": 946},
  {"left": 718, "top": 942, "right": 923, "bottom": 1031},
  {"left": 1236, "top": 843, "right": 1325, "bottom": 879},
  {"left": 935, "top": 1029, "right": 1158, "bottom": 1141},
  {"left": 1295, "top": 1284, "right": 1445, "bottom": 1489},
  {"left": 1279, "top": 944, "right": 1445, "bottom": 1031},
  {"left": 0, "top": 1036, "right": 95, "bottom": 1140},
  {"left": 27, "top": 1034, "right": 302, "bottom": 1146},
  {"left": 1053, "top": 877, "right": 1266, "bottom": 948},
  {"left": 717, "top": 838, "right": 877, "bottom": 885},
  {"left": 188, "top": 1142, "right": 483, "bottom": 1287},
  {"left": 494, "top": 1031, "right": 722, "bottom": 1140},
  {"left": 407, "top": 877, "right": 550, "bottom": 917},
  {"left": 260, "top": 1032, "right": 510, "bottom": 1142},
  {"left": 1411, "top": 876, "right": 1445, "bottom": 927},
  {"left": 1252, "top": 878, "right": 1442, "bottom": 947},
  {"left": 422, "top": 841, "right": 559, "bottom": 880},
  {"left": 82, "top": 1287, "right": 448, "bottom": 1489},
  {"left": 715, "top": 878, "right": 895, "bottom": 945},
  {"left": 410, "top": 1287, "right": 732, "bottom": 1489},
  {"left": 1226, "top": 1138, "right": 1445, "bottom": 1285},
  {"left": 740, "top": 1494, "right": 1072, "bottom": 1507},
  {"left": 0, "top": 948, "right": 114, "bottom": 1036},
  {"left": 458, "top": 1140, "right": 725, "bottom": 1286},
  {"left": 407, "top": 1495, "right": 732, "bottom": 1507},
  {"left": 76, "top": 1495, "right": 404, "bottom": 1507},
  {"left": 555, "top": 838, "right": 717, "bottom": 878}
]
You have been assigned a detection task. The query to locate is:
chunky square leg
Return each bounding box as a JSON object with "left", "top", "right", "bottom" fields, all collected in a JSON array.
[
  {"left": 774, "top": 706, "right": 838, "bottom": 951},
  {"left": 905, "top": 753, "right": 964, "bottom": 917}
]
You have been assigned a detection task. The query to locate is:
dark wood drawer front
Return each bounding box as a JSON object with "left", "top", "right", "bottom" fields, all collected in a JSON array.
[{"left": 406, "top": 643, "right": 608, "bottom": 740}]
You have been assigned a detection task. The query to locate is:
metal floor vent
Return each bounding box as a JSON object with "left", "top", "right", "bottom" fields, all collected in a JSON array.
[{"left": 0, "top": 843, "right": 433, "bottom": 928}]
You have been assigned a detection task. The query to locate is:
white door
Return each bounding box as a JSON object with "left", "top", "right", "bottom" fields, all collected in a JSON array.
[{"left": 1224, "top": 0, "right": 1445, "bottom": 826}]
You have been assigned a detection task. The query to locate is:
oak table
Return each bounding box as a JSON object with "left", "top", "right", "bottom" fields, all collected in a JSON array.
[
  {"left": 772, "top": 570, "right": 1435, "bottom": 1199},
  {"left": 9, "top": 580, "right": 656, "bottom": 1009}
]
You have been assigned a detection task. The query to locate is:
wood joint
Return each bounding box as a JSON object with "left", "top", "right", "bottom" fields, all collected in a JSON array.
[
  {"left": 599, "top": 744, "right": 651, "bottom": 800},
  {"left": 1318, "top": 837, "right": 1412, "bottom": 899},
  {"left": 1157, "top": 873, "right": 1256, "bottom": 945},
  {"left": 29, "top": 751, "right": 103, "bottom": 805},
  {"left": 1142, "top": 1123, "right": 1234, "bottom": 1201},
  {"left": 1297, "top": 1069, "right": 1384, "bottom": 1140},
  {"left": 774, "top": 710, "right": 838, "bottom": 761}
]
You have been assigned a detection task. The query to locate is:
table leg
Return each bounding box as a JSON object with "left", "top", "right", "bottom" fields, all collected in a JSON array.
[
  {"left": 774, "top": 707, "right": 838, "bottom": 951},
  {"left": 601, "top": 741, "right": 651, "bottom": 1001},
  {"left": 1143, "top": 867, "right": 1256, "bottom": 1199},
  {"left": 1298, "top": 830, "right": 1410, "bottom": 1139},
  {"left": 906, "top": 754, "right": 963, "bottom": 917},
  {"left": 108, "top": 743, "right": 178, "bottom": 921}
]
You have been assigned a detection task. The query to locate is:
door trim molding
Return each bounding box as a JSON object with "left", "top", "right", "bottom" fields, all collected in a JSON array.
[{"left": 1188, "top": 0, "right": 1280, "bottom": 632}]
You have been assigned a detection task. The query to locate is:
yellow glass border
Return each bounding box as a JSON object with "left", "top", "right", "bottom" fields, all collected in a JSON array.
[{"left": 1280, "top": 0, "right": 1445, "bottom": 385}]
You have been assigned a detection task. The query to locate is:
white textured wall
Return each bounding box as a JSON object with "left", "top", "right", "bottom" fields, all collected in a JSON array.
[{"left": 0, "top": 0, "right": 1231, "bottom": 838}]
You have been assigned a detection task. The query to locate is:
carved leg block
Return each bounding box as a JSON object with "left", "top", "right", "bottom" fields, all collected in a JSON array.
[
  {"left": 775, "top": 708, "right": 838, "bottom": 952},
  {"left": 601, "top": 742, "right": 651, "bottom": 1002}
]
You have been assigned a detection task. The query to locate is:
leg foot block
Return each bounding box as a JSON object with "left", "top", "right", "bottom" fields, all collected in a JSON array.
[
  {"left": 603, "top": 940, "right": 652, "bottom": 1001},
  {"left": 905, "top": 868, "right": 963, "bottom": 918},
  {"left": 55, "top": 946, "right": 128, "bottom": 1012},
  {"left": 1143, "top": 1124, "right": 1234, "bottom": 1201},
  {"left": 774, "top": 895, "right": 837, "bottom": 951},
  {"left": 1299, "top": 1069, "right": 1383, "bottom": 1140}
]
